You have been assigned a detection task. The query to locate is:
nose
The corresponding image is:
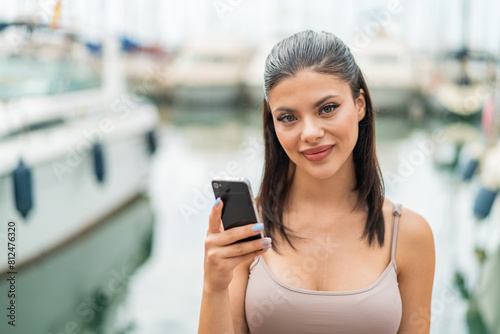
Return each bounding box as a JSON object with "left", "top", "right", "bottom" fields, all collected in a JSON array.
[{"left": 300, "top": 116, "right": 324, "bottom": 143}]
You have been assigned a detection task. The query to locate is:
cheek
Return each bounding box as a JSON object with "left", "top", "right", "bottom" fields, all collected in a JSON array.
[
  {"left": 275, "top": 127, "right": 296, "bottom": 154},
  {"left": 336, "top": 109, "right": 358, "bottom": 139},
  {"left": 275, "top": 128, "right": 289, "bottom": 149}
]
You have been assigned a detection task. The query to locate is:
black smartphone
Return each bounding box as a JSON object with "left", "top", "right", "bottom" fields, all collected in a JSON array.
[{"left": 212, "top": 177, "right": 265, "bottom": 243}]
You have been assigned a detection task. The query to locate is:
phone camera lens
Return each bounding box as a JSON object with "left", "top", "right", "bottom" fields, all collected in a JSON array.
[{"left": 214, "top": 183, "right": 219, "bottom": 188}]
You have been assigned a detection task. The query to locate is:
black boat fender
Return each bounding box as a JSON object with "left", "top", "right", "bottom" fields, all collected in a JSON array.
[
  {"left": 146, "top": 129, "right": 157, "bottom": 155},
  {"left": 12, "top": 159, "right": 34, "bottom": 219},
  {"left": 473, "top": 186, "right": 498, "bottom": 220},
  {"left": 92, "top": 142, "right": 106, "bottom": 183},
  {"left": 461, "top": 158, "right": 479, "bottom": 181}
]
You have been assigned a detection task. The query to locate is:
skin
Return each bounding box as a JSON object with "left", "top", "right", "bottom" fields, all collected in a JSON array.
[{"left": 199, "top": 70, "right": 435, "bottom": 334}]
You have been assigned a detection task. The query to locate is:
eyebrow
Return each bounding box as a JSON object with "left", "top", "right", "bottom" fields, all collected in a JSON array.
[{"left": 272, "top": 95, "right": 339, "bottom": 113}]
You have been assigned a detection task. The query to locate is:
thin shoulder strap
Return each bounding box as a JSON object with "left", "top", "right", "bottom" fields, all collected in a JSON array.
[{"left": 391, "top": 203, "right": 403, "bottom": 268}]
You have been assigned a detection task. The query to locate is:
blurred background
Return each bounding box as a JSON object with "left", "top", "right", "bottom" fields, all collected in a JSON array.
[{"left": 0, "top": 0, "right": 500, "bottom": 333}]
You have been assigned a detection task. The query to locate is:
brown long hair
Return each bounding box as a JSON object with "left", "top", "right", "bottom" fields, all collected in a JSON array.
[{"left": 256, "top": 30, "right": 385, "bottom": 252}]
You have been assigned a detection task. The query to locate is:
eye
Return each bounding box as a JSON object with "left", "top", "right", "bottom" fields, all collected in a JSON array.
[
  {"left": 320, "top": 103, "right": 340, "bottom": 115},
  {"left": 277, "top": 114, "right": 297, "bottom": 123}
]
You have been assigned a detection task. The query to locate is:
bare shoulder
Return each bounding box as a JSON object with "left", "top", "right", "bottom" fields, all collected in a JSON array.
[
  {"left": 398, "top": 206, "right": 434, "bottom": 248},
  {"left": 396, "top": 205, "right": 435, "bottom": 275},
  {"left": 383, "top": 198, "right": 433, "bottom": 244},
  {"left": 388, "top": 203, "right": 436, "bottom": 332}
]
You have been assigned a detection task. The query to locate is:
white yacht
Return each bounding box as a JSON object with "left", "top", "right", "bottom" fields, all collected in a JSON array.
[
  {"left": 161, "top": 34, "right": 252, "bottom": 105},
  {"left": 0, "top": 24, "right": 159, "bottom": 333},
  {"left": 352, "top": 31, "right": 419, "bottom": 117},
  {"left": 425, "top": 51, "right": 494, "bottom": 118}
]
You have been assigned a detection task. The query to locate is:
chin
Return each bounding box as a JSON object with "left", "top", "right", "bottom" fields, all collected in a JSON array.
[
  {"left": 311, "top": 171, "right": 338, "bottom": 180},
  {"left": 301, "top": 164, "right": 340, "bottom": 180}
]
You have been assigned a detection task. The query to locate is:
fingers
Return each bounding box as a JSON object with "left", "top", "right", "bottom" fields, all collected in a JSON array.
[
  {"left": 203, "top": 239, "right": 272, "bottom": 292},
  {"left": 207, "top": 197, "right": 265, "bottom": 246},
  {"left": 213, "top": 222, "right": 265, "bottom": 246},
  {"left": 207, "top": 197, "right": 224, "bottom": 234},
  {"left": 224, "top": 243, "right": 272, "bottom": 268},
  {"left": 204, "top": 197, "right": 272, "bottom": 293},
  {"left": 219, "top": 237, "right": 272, "bottom": 259},
  {"left": 204, "top": 235, "right": 271, "bottom": 270}
]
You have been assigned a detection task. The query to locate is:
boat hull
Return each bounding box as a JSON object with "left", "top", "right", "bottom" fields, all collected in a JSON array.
[
  {"left": 0, "top": 194, "right": 154, "bottom": 334},
  {"left": 171, "top": 84, "right": 243, "bottom": 106},
  {"left": 369, "top": 85, "right": 415, "bottom": 114}
]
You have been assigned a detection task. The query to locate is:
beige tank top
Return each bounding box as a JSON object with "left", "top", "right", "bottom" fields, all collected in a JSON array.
[{"left": 245, "top": 203, "right": 403, "bottom": 334}]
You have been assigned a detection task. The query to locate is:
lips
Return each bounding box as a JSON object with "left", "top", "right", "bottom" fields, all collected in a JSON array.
[{"left": 301, "top": 144, "right": 334, "bottom": 162}]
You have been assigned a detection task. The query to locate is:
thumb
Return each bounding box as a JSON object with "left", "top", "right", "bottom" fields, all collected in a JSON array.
[{"left": 208, "top": 197, "right": 224, "bottom": 233}]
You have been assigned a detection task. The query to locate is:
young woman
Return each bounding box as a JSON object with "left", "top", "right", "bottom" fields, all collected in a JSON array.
[{"left": 199, "top": 30, "right": 435, "bottom": 334}]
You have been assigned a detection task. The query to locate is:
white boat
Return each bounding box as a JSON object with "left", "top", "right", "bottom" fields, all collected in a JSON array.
[
  {"left": 0, "top": 24, "right": 159, "bottom": 333},
  {"left": 425, "top": 51, "right": 494, "bottom": 118},
  {"left": 352, "top": 31, "right": 420, "bottom": 117},
  {"left": 161, "top": 34, "right": 252, "bottom": 105},
  {"left": 423, "top": 0, "right": 494, "bottom": 119},
  {"left": 122, "top": 42, "right": 173, "bottom": 101}
]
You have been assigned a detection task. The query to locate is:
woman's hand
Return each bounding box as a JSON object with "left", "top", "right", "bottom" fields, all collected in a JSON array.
[{"left": 203, "top": 197, "right": 272, "bottom": 293}]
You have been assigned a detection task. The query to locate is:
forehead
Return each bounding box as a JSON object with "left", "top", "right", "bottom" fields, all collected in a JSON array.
[{"left": 267, "top": 71, "right": 351, "bottom": 108}]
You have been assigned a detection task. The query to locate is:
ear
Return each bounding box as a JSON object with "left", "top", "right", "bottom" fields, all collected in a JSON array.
[{"left": 356, "top": 89, "right": 366, "bottom": 122}]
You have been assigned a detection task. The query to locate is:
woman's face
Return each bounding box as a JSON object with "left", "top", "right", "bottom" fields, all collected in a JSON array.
[{"left": 267, "top": 70, "right": 366, "bottom": 180}]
